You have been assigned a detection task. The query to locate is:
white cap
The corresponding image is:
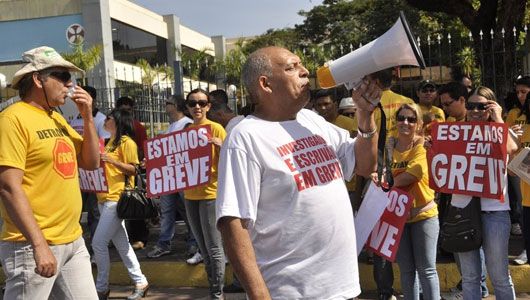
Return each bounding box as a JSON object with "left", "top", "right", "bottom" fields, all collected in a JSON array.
[{"left": 339, "top": 97, "right": 356, "bottom": 109}]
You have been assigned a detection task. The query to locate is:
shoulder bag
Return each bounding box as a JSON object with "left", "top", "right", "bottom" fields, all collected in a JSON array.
[
  {"left": 117, "top": 165, "right": 159, "bottom": 220},
  {"left": 440, "top": 196, "right": 482, "bottom": 253}
]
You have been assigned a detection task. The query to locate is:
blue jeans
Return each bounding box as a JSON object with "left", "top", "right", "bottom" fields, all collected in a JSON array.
[
  {"left": 158, "top": 192, "right": 196, "bottom": 251},
  {"left": 454, "top": 248, "right": 489, "bottom": 296},
  {"left": 396, "top": 217, "right": 440, "bottom": 300},
  {"left": 185, "top": 199, "right": 225, "bottom": 299},
  {"left": 456, "top": 211, "right": 515, "bottom": 300}
]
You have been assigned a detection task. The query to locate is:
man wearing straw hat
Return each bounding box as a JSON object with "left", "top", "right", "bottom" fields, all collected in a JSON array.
[{"left": 0, "top": 46, "right": 99, "bottom": 299}]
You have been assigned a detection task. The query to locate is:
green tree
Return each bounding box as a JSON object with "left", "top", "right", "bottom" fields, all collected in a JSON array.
[
  {"left": 136, "top": 58, "right": 173, "bottom": 87},
  {"left": 62, "top": 43, "right": 102, "bottom": 85}
]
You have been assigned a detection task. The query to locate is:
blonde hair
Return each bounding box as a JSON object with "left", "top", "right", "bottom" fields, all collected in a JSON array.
[
  {"left": 395, "top": 103, "right": 424, "bottom": 134},
  {"left": 470, "top": 86, "right": 497, "bottom": 102}
]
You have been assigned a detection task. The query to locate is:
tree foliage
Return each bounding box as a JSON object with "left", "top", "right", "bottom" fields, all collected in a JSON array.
[{"left": 62, "top": 43, "right": 102, "bottom": 84}]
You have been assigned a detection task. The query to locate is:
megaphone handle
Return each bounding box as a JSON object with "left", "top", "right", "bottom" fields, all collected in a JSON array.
[{"left": 376, "top": 103, "right": 394, "bottom": 192}]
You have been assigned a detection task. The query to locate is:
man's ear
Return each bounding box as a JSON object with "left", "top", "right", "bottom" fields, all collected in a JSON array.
[
  {"left": 258, "top": 76, "right": 272, "bottom": 94},
  {"left": 33, "top": 72, "right": 44, "bottom": 88}
]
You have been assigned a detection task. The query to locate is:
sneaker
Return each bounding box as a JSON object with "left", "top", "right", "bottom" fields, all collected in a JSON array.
[
  {"left": 511, "top": 223, "right": 523, "bottom": 235},
  {"left": 147, "top": 245, "right": 171, "bottom": 258},
  {"left": 514, "top": 250, "right": 528, "bottom": 265},
  {"left": 186, "top": 252, "right": 203, "bottom": 265}
]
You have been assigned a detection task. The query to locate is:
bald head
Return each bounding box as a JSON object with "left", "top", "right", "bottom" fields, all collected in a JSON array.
[{"left": 242, "top": 47, "right": 277, "bottom": 99}]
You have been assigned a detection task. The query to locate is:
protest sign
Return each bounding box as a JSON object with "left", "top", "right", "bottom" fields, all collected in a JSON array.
[
  {"left": 428, "top": 122, "right": 508, "bottom": 199},
  {"left": 508, "top": 147, "right": 530, "bottom": 186},
  {"left": 79, "top": 138, "right": 108, "bottom": 193},
  {"left": 144, "top": 125, "right": 212, "bottom": 197},
  {"left": 355, "top": 182, "right": 390, "bottom": 256},
  {"left": 366, "top": 187, "right": 413, "bottom": 262}
]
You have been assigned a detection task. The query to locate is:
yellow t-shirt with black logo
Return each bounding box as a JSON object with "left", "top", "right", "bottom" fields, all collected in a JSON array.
[
  {"left": 184, "top": 119, "right": 227, "bottom": 200},
  {"left": 419, "top": 105, "right": 445, "bottom": 123},
  {"left": 505, "top": 108, "right": 530, "bottom": 207},
  {"left": 391, "top": 143, "right": 438, "bottom": 223},
  {"left": 97, "top": 136, "right": 139, "bottom": 202},
  {"left": 374, "top": 90, "right": 415, "bottom": 137},
  {"left": 0, "top": 102, "right": 83, "bottom": 244},
  {"left": 333, "top": 115, "right": 357, "bottom": 191}
]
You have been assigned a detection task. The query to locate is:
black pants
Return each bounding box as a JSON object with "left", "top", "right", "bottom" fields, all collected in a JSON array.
[
  {"left": 522, "top": 207, "right": 530, "bottom": 256},
  {"left": 126, "top": 220, "right": 149, "bottom": 244},
  {"left": 508, "top": 175, "right": 522, "bottom": 224}
]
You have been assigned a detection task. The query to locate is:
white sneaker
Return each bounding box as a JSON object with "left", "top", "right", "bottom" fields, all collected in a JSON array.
[
  {"left": 511, "top": 223, "right": 523, "bottom": 235},
  {"left": 514, "top": 250, "right": 528, "bottom": 265},
  {"left": 186, "top": 252, "right": 203, "bottom": 265}
]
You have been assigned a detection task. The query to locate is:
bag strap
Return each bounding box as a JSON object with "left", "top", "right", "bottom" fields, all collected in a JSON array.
[
  {"left": 123, "top": 164, "right": 143, "bottom": 189},
  {"left": 376, "top": 102, "right": 394, "bottom": 192}
]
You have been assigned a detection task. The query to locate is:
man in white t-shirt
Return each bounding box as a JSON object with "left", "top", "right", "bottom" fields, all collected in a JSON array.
[
  {"left": 147, "top": 95, "right": 196, "bottom": 259},
  {"left": 216, "top": 46, "right": 380, "bottom": 299}
]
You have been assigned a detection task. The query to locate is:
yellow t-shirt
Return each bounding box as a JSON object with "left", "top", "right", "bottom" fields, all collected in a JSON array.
[
  {"left": 446, "top": 115, "right": 466, "bottom": 123},
  {"left": 332, "top": 115, "right": 357, "bottom": 191},
  {"left": 97, "top": 136, "right": 139, "bottom": 202},
  {"left": 0, "top": 102, "right": 83, "bottom": 244},
  {"left": 505, "top": 109, "right": 530, "bottom": 206},
  {"left": 391, "top": 143, "right": 438, "bottom": 223},
  {"left": 374, "top": 90, "right": 415, "bottom": 137},
  {"left": 184, "top": 119, "right": 227, "bottom": 200},
  {"left": 419, "top": 105, "right": 445, "bottom": 123}
]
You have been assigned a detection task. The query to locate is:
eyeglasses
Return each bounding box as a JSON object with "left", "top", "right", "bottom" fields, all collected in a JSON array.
[
  {"left": 48, "top": 71, "right": 72, "bottom": 83},
  {"left": 396, "top": 115, "right": 417, "bottom": 123},
  {"left": 186, "top": 100, "right": 209, "bottom": 108},
  {"left": 420, "top": 87, "right": 436, "bottom": 93},
  {"left": 465, "top": 102, "right": 487, "bottom": 111}
]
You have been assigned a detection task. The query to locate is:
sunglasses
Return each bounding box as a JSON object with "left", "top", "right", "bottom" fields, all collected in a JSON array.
[
  {"left": 341, "top": 112, "right": 356, "bottom": 117},
  {"left": 421, "top": 87, "right": 436, "bottom": 93},
  {"left": 186, "top": 100, "right": 209, "bottom": 108},
  {"left": 465, "top": 102, "right": 487, "bottom": 111},
  {"left": 48, "top": 71, "right": 72, "bottom": 83},
  {"left": 396, "top": 115, "right": 417, "bottom": 123}
]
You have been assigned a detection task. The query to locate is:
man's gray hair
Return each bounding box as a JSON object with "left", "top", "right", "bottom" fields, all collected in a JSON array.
[{"left": 242, "top": 49, "right": 273, "bottom": 99}]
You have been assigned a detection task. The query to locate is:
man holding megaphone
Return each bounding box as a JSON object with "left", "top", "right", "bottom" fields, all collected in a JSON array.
[{"left": 216, "top": 46, "right": 380, "bottom": 299}]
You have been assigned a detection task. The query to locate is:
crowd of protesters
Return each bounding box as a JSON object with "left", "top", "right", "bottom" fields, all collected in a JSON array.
[{"left": 1, "top": 44, "right": 530, "bottom": 300}]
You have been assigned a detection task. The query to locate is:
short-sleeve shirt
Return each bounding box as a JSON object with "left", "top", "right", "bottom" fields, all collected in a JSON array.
[
  {"left": 184, "top": 119, "right": 227, "bottom": 200},
  {"left": 0, "top": 102, "right": 84, "bottom": 244},
  {"left": 391, "top": 143, "right": 437, "bottom": 222},
  {"left": 97, "top": 136, "right": 139, "bottom": 202},
  {"left": 333, "top": 115, "right": 357, "bottom": 191},
  {"left": 216, "top": 109, "right": 360, "bottom": 299}
]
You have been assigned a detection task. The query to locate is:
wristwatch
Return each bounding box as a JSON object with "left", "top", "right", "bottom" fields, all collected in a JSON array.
[{"left": 357, "top": 127, "right": 377, "bottom": 138}]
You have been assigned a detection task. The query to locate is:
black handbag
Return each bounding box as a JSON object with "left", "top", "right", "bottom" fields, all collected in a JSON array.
[
  {"left": 440, "top": 196, "right": 482, "bottom": 253},
  {"left": 117, "top": 166, "right": 158, "bottom": 220}
]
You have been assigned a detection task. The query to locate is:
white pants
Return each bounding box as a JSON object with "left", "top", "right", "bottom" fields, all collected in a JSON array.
[
  {"left": 0, "top": 237, "right": 97, "bottom": 300},
  {"left": 92, "top": 201, "right": 147, "bottom": 292}
]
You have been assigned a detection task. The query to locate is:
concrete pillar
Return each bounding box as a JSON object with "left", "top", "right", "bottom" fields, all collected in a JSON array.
[
  {"left": 211, "top": 35, "right": 226, "bottom": 90},
  {"left": 81, "top": 0, "right": 116, "bottom": 110},
  {"left": 164, "top": 14, "right": 183, "bottom": 97}
]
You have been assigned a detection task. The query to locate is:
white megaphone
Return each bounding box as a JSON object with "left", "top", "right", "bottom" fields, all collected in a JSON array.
[{"left": 317, "top": 12, "right": 425, "bottom": 90}]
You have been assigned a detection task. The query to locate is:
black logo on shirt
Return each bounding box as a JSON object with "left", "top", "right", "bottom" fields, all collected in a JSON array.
[{"left": 36, "top": 128, "right": 69, "bottom": 140}]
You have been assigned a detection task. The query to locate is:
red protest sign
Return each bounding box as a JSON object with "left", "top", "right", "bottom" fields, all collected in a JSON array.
[
  {"left": 428, "top": 122, "right": 508, "bottom": 199},
  {"left": 367, "top": 187, "right": 413, "bottom": 262},
  {"left": 144, "top": 125, "right": 212, "bottom": 197},
  {"left": 79, "top": 138, "right": 108, "bottom": 193}
]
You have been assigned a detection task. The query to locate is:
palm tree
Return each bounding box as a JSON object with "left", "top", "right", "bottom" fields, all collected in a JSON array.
[{"left": 62, "top": 43, "right": 102, "bottom": 85}]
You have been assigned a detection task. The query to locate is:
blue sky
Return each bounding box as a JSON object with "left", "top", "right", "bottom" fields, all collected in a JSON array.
[{"left": 132, "top": 0, "right": 323, "bottom": 38}]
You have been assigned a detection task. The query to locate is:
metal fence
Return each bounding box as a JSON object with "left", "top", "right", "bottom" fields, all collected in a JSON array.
[{"left": 80, "top": 26, "right": 530, "bottom": 133}]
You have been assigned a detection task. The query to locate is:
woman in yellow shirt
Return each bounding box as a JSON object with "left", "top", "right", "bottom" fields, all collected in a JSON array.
[
  {"left": 93, "top": 109, "right": 148, "bottom": 300},
  {"left": 376, "top": 103, "right": 440, "bottom": 300},
  {"left": 183, "top": 89, "right": 227, "bottom": 300}
]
